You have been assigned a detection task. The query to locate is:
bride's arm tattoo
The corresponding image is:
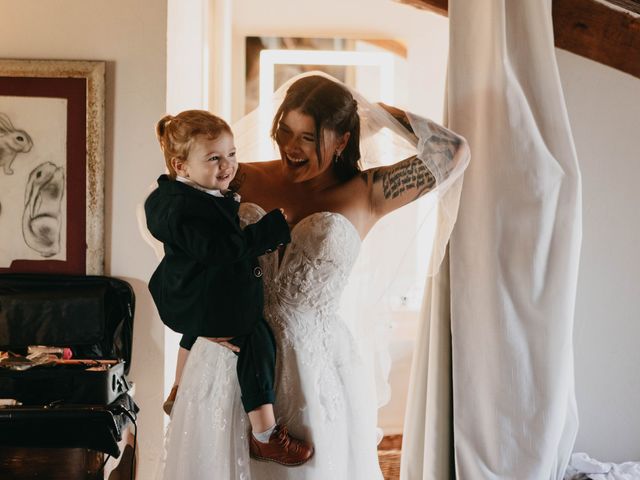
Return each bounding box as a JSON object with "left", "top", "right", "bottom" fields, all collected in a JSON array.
[
  {"left": 363, "top": 109, "right": 466, "bottom": 216},
  {"left": 422, "top": 119, "right": 463, "bottom": 166},
  {"left": 374, "top": 117, "right": 462, "bottom": 199},
  {"left": 366, "top": 119, "right": 462, "bottom": 203},
  {"left": 373, "top": 156, "right": 436, "bottom": 201}
]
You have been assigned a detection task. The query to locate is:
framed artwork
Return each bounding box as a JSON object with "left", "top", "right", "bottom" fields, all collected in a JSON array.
[{"left": 0, "top": 59, "right": 105, "bottom": 275}]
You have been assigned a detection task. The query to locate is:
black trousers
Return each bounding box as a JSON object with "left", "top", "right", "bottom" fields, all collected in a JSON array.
[
  {"left": 180, "top": 319, "right": 276, "bottom": 413},
  {"left": 229, "top": 319, "right": 276, "bottom": 413}
]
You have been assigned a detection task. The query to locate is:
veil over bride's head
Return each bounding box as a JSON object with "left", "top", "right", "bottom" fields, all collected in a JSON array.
[{"left": 234, "top": 70, "right": 467, "bottom": 272}]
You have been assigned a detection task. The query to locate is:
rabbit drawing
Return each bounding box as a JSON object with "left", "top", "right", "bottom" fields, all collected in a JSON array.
[
  {"left": 22, "top": 162, "right": 65, "bottom": 257},
  {"left": 0, "top": 112, "right": 33, "bottom": 175}
]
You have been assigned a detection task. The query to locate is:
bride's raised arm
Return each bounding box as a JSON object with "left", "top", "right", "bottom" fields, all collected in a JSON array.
[{"left": 363, "top": 103, "right": 470, "bottom": 219}]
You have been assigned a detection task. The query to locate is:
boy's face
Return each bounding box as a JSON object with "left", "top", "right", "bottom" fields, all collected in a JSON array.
[{"left": 175, "top": 132, "right": 237, "bottom": 190}]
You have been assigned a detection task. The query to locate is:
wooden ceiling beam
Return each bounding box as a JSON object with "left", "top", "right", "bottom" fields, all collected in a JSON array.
[
  {"left": 396, "top": 0, "right": 448, "bottom": 16},
  {"left": 553, "top": 0, "right": 640, "bottom": 78},
  {"left": 396, "top": 0, "right": 640, "bottom": 79}
]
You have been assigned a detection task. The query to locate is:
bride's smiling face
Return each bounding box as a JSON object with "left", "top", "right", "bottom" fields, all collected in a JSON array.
[{"left": 275, "top": 109, "right": 349, "bottom": 184}]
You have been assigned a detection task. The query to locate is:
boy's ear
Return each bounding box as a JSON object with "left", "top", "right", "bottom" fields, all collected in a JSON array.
[{"left": 171, "top": 157, "right": 187, "bottom": 177}]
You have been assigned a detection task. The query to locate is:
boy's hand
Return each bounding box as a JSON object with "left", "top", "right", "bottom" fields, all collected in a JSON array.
[
  {"left": 279, "top": 208, "right": 287, "bottom": 220},
  {"left": 205, "top": 336, "right": 240, "bottom": 353}
]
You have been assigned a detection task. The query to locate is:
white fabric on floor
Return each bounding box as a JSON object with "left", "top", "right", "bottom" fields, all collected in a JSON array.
[
  {"left": 564, "top": 453, "right": 640, "bottom": 480},
  {"left": 402, "top": 0, "right": 582, "bottom": 478}
]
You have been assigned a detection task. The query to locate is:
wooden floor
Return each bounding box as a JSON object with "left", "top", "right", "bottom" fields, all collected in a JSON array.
[{"left": 378, "top": 435, "right": 402, "bottom": 480}]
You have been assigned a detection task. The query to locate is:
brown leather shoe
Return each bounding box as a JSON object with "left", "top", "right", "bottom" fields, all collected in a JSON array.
[
  {"left": 163, "top": 385, "right": 178, "bottom": 415},
  {"left": 249, "top": 424, "right": 314, "bottom": 466}
]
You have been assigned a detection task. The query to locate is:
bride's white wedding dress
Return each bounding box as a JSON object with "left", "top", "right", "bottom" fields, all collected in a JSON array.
[{"left": 160, "top": 203, "right": 383, "bottom": 480}]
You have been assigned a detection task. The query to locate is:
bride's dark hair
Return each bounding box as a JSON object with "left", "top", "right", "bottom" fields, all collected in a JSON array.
[{"left": 271, "top": 75, "right": 361, "bottom": 181}]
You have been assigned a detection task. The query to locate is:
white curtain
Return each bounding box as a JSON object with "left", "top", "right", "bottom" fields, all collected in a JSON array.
[
  {"left": 402, "top": 1, "right": 582, "bottom": 478},
  {"left": 401, "top": 250, "right": 455, "bottom": 479}
]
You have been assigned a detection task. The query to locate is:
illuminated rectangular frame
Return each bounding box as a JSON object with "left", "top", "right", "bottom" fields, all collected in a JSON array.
[{"left": 259, "top": 49, "right": 395, "bottom": 104}]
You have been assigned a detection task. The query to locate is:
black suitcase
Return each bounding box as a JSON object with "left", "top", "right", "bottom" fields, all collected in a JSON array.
[
  {"left": 0, "top": 273, "right": 138, "bottom": 464},
  {"left": 0, "top": 273, "right": 134, "bottom": 405}
]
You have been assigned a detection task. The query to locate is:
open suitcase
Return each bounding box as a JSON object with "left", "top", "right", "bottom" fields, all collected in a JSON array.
[{"left": 0, "top": 273, "right": 138, "bottom": 478}]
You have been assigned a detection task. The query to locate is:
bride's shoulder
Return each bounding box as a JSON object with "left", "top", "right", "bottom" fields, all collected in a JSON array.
[
  {"left": 239, "top": 160, "right": 281, "bottom": 175},
  {"left": 233, "top": 160, "right": 281, "bottom": 192}
]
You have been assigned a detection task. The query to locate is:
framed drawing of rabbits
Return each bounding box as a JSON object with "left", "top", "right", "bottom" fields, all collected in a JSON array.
[{"left": 0, "top": 60, "right": 104, "bottom": 274}]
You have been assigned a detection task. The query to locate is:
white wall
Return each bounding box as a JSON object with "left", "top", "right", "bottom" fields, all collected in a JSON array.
[
  {"left": 0, "top": 1, "right": 168, "bottom": 477},
  {"left": 556, "top": 49, "right": 640, "bottom": 462}
]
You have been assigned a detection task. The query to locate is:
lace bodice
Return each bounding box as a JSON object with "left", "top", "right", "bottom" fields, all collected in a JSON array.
[
  {"left": 240, "top": 202, "right": 361, "bottom": 341},
  {"left": 240, "top": 202, "right": 361, "bottom": 310},
  {"left": 239, "top": 202, "right": 366, "bottom": 426}
]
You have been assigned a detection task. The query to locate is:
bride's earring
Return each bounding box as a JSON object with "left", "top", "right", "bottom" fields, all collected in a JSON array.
[{"left": 333, "top": 150, "right": 342, "bottom": 164}]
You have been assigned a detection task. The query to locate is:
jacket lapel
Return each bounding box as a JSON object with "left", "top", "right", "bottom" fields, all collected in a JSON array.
[
  {"left": 162, "top": 176, "right": 243, "bottom": 234},
  {"left": 209, "top": 197, "right": 242, "bottom": 233}
]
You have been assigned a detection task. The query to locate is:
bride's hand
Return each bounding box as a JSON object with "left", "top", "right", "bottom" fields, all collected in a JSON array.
[
  {"left": 204, "top": 336, "right": 240, "bottom": 353},
  {"left": 376, "top": 102, "right": 415, "bottom": 135}
]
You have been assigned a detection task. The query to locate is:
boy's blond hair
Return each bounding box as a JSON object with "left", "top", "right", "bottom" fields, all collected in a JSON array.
[{"left": 156, "top": 110, "right": 232, "bottom": 179}]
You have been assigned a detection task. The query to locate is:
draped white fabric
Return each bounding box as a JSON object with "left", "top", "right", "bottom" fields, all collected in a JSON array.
[
  {"left": 401, "top": 250, "right": 455, "bottom": 480},
  {"left": 402, "top": 1, "right": 582, "bottom": 478}
]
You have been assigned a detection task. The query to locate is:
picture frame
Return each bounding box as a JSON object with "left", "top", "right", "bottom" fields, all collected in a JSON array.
[{"left": 0, "top": 59, "right": 105, "bottom": 275}]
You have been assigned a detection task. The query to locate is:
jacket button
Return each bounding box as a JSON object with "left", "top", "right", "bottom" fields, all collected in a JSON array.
[{"left": 253, "top": 266, "right": 263, "bottom": 278}]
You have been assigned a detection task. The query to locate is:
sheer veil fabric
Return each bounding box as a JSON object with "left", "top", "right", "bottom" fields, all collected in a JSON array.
[{"left": 402, "top": 1, "right": 581, "bottom": 479}]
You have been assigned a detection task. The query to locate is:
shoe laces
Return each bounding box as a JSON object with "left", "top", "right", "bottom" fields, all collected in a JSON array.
[{"left": 275, "top": 425, "right": 292, "bottom": 450}]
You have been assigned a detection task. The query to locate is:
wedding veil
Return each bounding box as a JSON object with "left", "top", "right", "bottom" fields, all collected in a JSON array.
[{"left": 232, "top": 71, "right": 469, "bottom": 413}]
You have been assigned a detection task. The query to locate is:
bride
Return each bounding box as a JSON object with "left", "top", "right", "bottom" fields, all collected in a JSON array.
[{"left": 159, "top": 72, "right": 469, "bottom": 479}]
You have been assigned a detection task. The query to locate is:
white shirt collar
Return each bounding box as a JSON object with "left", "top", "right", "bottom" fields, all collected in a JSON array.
[{"left": 176, "top": 176, "right": 240, "bottom": 202}]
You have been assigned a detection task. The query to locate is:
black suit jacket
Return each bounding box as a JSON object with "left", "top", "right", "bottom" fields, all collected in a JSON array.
[{"left": 145, "top": 175, "right": 290, "bottom": 337}]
